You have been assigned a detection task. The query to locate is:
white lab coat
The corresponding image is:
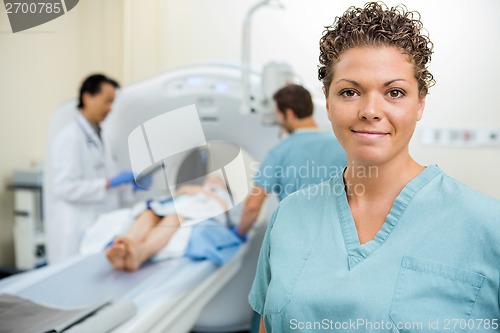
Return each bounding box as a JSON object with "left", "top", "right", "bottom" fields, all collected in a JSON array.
[{"left": 46, "top": 113, "right": 132, "bottom": 264}]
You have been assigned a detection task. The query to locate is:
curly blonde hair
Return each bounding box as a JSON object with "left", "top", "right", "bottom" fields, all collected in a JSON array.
[{"left": 318, "top": 2, "right": 435, "bottom": 97}]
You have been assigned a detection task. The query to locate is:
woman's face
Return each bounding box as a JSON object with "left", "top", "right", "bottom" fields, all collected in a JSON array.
[{"left": 325, "top": 46, "right": 425, "bottom": 166}]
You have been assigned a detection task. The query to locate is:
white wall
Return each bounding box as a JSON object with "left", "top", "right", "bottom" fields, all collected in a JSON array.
[{"left": 1, "top": 0, "right": 499, "bottom": 266}]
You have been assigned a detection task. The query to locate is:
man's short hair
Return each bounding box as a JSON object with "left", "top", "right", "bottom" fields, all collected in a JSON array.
[
  {"left": 273, "top": 84, "right": 313, "bottom": 119},
  {"left": 77, "top": 74, "right": 120, "bottom": 109}
]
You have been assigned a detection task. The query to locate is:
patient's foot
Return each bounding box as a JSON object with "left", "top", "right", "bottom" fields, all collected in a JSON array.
[
  {"left": 106, "top": 241, "right": 126, "bottom": 270},
  {"left": 119, "top": 237, "right": 146, "bottom": 271}
]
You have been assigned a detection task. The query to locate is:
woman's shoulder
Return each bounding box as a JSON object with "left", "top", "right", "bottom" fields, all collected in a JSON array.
[
  {"left": 435, "top": 168, "right": 500, "bottom": 222},
  {"left": 279, "top": 174, "right": 342, "bottom": 209},
  {"left": 440, "top": 171, "right": 499, "bottom": 205},
  {"left": 268, "top": 177, "right": 340, "bottom": 240}
]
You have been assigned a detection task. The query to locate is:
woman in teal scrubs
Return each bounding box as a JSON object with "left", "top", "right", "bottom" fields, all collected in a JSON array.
[{"left": 249, "top": 2, "right": 500, "bottom": 332}]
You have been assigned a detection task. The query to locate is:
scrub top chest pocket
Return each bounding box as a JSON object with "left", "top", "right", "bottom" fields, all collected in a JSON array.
[{"left": 389, "top": 256, "right": 485, "bottom": 333}]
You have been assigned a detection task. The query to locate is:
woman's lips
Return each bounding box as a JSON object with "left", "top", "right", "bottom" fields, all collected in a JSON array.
[{"left": 352, "top": 130, "right": 389, "bottom": 139}]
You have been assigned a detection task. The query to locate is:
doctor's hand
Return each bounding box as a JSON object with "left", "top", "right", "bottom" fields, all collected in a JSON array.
[
  {"left": 108, "top": 171, "right": 135, "bottom": 188},
  {"left": 133, "top": 174, "right": 152, "bottom": 191}
]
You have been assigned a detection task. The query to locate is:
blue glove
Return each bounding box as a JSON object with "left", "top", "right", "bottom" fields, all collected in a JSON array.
[
  {"left": 109, "top": 171, "right": 135, "bottom": 188},
  {"left": 230, "top": 226, "right": 248, "bottom": 242},
  {"left": 134, "top": 174, "right": 153, "bottom": 191}
]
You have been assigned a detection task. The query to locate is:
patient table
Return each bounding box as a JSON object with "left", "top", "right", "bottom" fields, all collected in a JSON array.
[{"left": 0, "top": 240, "right": 251, "bottom": 333}]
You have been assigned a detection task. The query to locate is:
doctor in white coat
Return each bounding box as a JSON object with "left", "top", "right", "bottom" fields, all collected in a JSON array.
[{"left": 46, "top": 74, "right": 136, "bottom": 265}]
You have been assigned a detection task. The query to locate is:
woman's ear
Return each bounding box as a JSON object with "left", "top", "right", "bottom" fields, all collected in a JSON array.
[{"left": 417, "top": 96, "right": 426, "bottom": 121}]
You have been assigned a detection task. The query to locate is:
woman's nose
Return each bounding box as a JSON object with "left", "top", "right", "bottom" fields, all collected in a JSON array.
[{"left": 358, "top": 94, "right": 382, "bottom": 121}]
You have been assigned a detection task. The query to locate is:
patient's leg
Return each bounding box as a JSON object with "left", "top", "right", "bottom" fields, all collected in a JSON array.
[
  {"left": 122, "top": 214, "right": 183, "bottom": 271},
  {"left": 106, "top": 209, "right": 161, "bottom": 270},
  {"left": 106, "top": 242, "right": 127, "bottom": 270},
  {"left": 125, "top": 209, "right": 162, "bottom": 243}
]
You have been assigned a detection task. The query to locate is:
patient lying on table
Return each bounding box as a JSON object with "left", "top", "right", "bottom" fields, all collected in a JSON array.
[{"left": 106, "top": 175, "right": 245, "bottom": 271}]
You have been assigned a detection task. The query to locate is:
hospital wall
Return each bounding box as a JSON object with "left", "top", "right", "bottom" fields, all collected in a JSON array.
[{"left": 0, "top": 0, "right": 499, "bottom": 267}]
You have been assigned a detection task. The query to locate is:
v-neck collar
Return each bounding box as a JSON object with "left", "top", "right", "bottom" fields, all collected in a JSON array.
[{"left": 334, "top": 164, "right": 442, "bottom": 270}]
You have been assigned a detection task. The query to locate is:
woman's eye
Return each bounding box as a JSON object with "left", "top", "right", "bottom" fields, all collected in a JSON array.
[
  {"left": 388, "top": 89, "right": 405, "bottom": 98},
  {"left": 340, "top": 89, "right": 358, "bottom": 97}
]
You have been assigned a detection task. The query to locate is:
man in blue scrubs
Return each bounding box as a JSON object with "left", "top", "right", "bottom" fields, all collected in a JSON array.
[{"left": 236, "top": 84, "right": 347, "bottom": 236}]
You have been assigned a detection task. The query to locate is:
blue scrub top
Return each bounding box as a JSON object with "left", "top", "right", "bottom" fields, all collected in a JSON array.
[
  {"left": 249, "top": 165, "right": 500, "bottom": 332},
  {"left": 254, "top": 130, "right": 347, "bottom": 201}
]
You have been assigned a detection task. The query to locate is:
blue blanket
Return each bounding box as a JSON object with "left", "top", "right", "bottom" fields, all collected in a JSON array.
[{"left": 185, "top": 219, "right": 242, "bottom": 266}]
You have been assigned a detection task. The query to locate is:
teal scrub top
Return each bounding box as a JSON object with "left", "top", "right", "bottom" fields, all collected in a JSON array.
[
  {"left": 249, "top": 165, "right": 500, "bottom": 332},
  {"left": 253, "top": 130, "right": 347, "bottom": 201}
]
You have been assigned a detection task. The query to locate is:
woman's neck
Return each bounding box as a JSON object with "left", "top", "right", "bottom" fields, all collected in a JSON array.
[{"left": 344, "top": 157, "right": 424, "bottom": 204}]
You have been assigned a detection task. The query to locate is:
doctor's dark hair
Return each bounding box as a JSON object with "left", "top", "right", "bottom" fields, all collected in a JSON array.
[
  {"left": 318, "top": 2, "right": 435, "bottom": 97},
  {"left": 77, "top": 74, "right": 120, "bottom": 109},
  {"left": 273, "top": 84, "right": 313, "bottom": 119}
]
